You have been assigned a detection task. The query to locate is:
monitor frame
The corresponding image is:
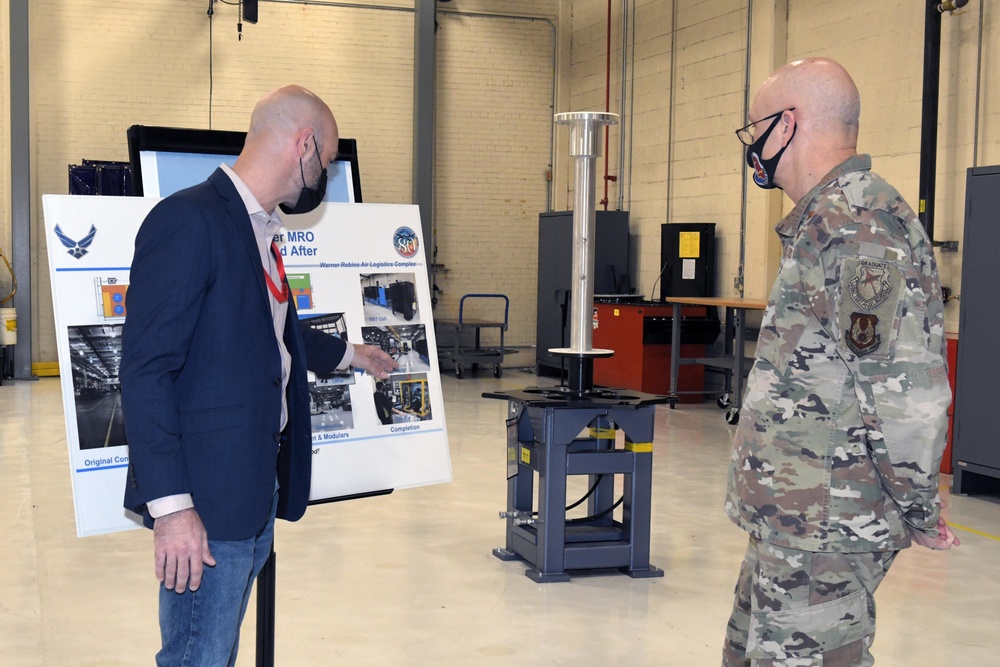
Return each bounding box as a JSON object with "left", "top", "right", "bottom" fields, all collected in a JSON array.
[{"left": 125, "top": 124, "right": 362, "bottom": 202}]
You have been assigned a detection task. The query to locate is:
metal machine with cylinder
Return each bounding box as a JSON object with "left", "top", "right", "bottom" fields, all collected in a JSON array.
[{"left": 484, "top": 112, "right": 666, "bottom": 582}]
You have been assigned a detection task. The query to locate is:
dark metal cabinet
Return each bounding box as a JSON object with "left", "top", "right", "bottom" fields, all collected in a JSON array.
[
  {"left": 535, "top": 210, "right": 629, "bottom": 373},
  {"left": 952, "top": 165, "right": 1000, "bottom": 494}
]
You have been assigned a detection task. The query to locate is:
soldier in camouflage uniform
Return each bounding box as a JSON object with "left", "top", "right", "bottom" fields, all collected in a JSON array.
[{"left": 723, "top": 58, "right": 959, "bottom": 667}]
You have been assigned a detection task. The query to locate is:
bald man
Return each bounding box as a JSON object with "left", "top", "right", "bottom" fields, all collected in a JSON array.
[
  {"left": 723, "top": 59, "right": 958, "bottom": 666},
  {"left": 121, "top": 85, "right": 397, "bottom": 665}
]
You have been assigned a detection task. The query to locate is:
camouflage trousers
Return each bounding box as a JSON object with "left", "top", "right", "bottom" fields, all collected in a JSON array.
[{"left": 722, "top": 536, "right": 897, "bottom": 667}]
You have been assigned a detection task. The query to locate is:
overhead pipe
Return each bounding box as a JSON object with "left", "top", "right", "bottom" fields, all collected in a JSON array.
[
  {"left": 601, "top": 0, "right": 614, "bottom": 210},
  {"left": 617, "top": 0, "right": 629, "bottom": 211},
  {"left": 918, "top": 0, "right": 967, "bottom": 252},
  {"left": 972, "top": 0, "right": 985, "bottom": 168},
  {"left": 664, "top": 0, "right": 678, "bottom": 234},
  {"left": 626, "top": 0, "right": 636, "bottom": 211},
  {"left": 736, "top": 0, "right": 754, "bottom": 297}
]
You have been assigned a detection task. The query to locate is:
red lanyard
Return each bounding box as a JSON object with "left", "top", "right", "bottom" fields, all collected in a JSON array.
[{"left": 264, "top": 241, "right": 288, "bottom": 304}]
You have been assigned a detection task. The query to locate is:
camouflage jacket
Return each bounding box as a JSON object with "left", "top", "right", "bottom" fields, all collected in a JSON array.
[{"left": 726, "top": 154, "right": 950, "bottom": 553}]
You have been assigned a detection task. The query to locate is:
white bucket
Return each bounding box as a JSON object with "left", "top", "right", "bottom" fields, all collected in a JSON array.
[{"left": 0, "top": 308, "right": 16, "bottom": 346}]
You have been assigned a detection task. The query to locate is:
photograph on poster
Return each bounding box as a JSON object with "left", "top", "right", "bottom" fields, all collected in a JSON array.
[
  {"left": 67, "top": 324, "right": 127, "bottom": 451},
  {"left": 94, "top": 278, "right": 128, "bottom": 319},
  {"left": 285, "top": 272, "right": 315, "bottom": 311},
  {"left": 360, "top": 273, "right": 418, "bottom": 324},
  {"left": 374, "top": 372, "right": 433, "bottom": 424},
  {"left": 308, "top": 381, "right": 354, "bottom": 433},
  {"left": 361, "top": 324, "right": 431, "bottom": 374},
  {"left": 300, "top": 312, "right": 354, "bottom": 386}
]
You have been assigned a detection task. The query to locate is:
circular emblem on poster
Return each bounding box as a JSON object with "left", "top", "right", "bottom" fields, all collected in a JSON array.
[{"left": 393, "top": 226, "right": 419, "bottom": 259}]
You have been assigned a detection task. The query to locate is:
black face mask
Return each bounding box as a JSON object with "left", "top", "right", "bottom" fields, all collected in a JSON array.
[
  {"left": 746, "top": 113, "right": 796, "bottom": 190},
  {"left": 279, "top": 139, "right": 328, "bottom": 215}
]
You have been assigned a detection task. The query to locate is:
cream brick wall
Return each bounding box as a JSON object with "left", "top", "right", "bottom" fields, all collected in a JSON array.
[
  {"left": 10, "top": 0, "right": 556, "bottom": 362},
  {"left": 564, "top": 0, "right": 747, "bottom": 302},
  {"left": 560, "top": 0, "right": 996, "bottom": 335},
  {"left": 432, "top": 12, "right": 557, "bottom": 346},
  {"left": 786, "top": 1, "right": 982, "bottom": 333},
  {"left": 6, "top": 0, "right": 997, "bottom": 362}
]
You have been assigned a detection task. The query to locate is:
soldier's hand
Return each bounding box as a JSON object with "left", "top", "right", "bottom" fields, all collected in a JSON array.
[
  {"left": 351, "top": 343, "right": 399, "bottom": 379},
  {"left": 911, "top": 516, "right": 961, "bottom": 550}
]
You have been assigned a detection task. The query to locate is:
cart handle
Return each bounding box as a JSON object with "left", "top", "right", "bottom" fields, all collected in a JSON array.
[{"left": 458, "top": 293, "right": 509, "bottom": 329}]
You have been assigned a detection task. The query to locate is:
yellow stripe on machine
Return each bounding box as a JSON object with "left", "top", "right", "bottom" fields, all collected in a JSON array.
[{"left": 624, "top": 441, "right": 653, "bottom": 453}]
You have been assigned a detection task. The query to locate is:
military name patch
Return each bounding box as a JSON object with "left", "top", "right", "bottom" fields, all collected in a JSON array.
[
  {"left": 846, "top": 312, "right": 881, "bottom": 356},
  {"left": 849, "top": 258, "right": 892, "bottom": 310}
]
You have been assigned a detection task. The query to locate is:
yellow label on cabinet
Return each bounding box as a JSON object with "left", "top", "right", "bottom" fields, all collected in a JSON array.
[{"left": 679, "top": 232, "right": 700, "bottom": 258}]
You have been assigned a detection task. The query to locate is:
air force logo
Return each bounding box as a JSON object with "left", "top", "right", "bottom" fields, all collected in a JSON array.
[
  {"left": 849, "top": 259, "right": 892, "bottom": 310},
  {"left": 54, "top": 224, "right": 97, "bottom": 259}
]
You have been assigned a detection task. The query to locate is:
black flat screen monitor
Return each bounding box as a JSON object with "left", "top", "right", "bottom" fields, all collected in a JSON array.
[{"left": 126, "top": 125, "right": 362, "bottom": 202}]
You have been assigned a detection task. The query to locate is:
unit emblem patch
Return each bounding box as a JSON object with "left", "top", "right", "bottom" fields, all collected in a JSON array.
[
  {"left": 849, "top": 259, "right": 892, "bottom": 310},
  {"left": 846, "top": 312, "right": 881, "bottom": 356}
]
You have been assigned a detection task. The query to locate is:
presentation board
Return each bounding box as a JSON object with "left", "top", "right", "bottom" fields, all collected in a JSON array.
[{"left": 43, "top": 195, "right": 451, "bottom": 537}]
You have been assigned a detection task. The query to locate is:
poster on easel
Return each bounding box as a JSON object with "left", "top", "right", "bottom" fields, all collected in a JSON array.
[{"left": 43, "top": 195, "right": 451, "bottom": 537}]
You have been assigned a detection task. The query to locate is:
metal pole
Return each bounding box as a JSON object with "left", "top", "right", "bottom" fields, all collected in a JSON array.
[
  {"left": 10, "top": 0, "right": 33, "bottom": 380},
  {"left": 255, "top": 548, "right": 276, "bottom": 667},
  {"left": 554, "top": 112, "right": 617, "bottom": 354},
  {"left": 412, "top": 0, "right": 436, "bottom": 274},
  {"left": 918, "top": 0, "right": 941, "bottom": 240},
  {"left": 551, "top": 112, "right": 617, "bottom": 394}
]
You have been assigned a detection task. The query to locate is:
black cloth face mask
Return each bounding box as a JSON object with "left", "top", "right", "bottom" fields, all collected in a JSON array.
[
  {"left": 746, "top": 112, "right": 796, "bottom": 191},
  {"left": 280, "top": 139, "right": 328, "bottom": 215}
]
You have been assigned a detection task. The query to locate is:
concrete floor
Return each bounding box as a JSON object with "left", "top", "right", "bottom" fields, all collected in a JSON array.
[{"left": 2, "top": 371, "right": 999, "bottom": 666}]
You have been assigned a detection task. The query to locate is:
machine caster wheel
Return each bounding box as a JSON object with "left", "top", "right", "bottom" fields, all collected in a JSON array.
[
  {"left": 716, "top": 394, "right": 731, "bottom": 409},
  {"left": 666, "top": 395, "right": 678, "bottom": 410},
  {"left": 455, "top": 365, "right": 464, "bottom": 379},
  {"left": 725, "top": 407, "right": 740, "bottom": 424},
  {"left": 493, "top": 365, "right": 503, "bottom": 378}
]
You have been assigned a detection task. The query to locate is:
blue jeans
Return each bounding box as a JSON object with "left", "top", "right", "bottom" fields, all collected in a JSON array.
[{"left": 156, "top": 492, "right": 277, "bottom": 667}]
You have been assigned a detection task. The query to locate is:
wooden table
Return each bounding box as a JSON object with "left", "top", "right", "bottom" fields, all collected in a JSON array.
[{"left": 662, "top": 296, "right": 768, "bottom": 423}]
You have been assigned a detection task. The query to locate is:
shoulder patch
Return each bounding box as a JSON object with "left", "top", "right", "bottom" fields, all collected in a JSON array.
[
  {"left": 839, "top": 256, "right": 905, "bottom": 359},
  {"left": 848, "top": 258, "right": 893, "bottom": 310},
  {"left": 846, "top": 312, "right": 881, "bottom": 356}
]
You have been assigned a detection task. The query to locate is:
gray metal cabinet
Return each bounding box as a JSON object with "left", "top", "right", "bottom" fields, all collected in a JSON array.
[
  {"left": 952, "top": 165, "right": 1000, "bottom": 494},
  {"left": 535, "top": 210, "right": 629, "bottom": 373}
]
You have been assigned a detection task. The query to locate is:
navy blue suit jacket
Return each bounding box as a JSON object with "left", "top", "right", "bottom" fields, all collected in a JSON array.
[{"left": 121, "top": 169, "right": 346, "bottom": 540}]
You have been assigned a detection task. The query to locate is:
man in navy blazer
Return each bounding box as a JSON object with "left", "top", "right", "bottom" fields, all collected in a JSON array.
[{"left": 121, "top": 85, "right": 396, "bottom": 666}]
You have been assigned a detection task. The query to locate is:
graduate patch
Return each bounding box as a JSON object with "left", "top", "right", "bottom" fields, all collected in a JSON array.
[
  {"left": 846, "top": 312, "right": 881, "bottom": 356},
  {"left": 849, "top": 259, "right": 892, "bottom": 310}
]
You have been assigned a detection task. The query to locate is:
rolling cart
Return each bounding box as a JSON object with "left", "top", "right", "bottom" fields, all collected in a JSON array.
[{"left": 436, "top": 293, "right": 510, "bottom": 379}]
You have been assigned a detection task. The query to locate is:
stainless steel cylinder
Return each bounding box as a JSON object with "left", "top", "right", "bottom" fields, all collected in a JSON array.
[{"left": 552, "top": 111, "right": 618, "bottom": 355}]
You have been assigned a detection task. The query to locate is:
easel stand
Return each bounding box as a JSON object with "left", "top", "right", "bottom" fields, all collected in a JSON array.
[{"left": 255, "top": 548, "right": 276, "bottom": 667}]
